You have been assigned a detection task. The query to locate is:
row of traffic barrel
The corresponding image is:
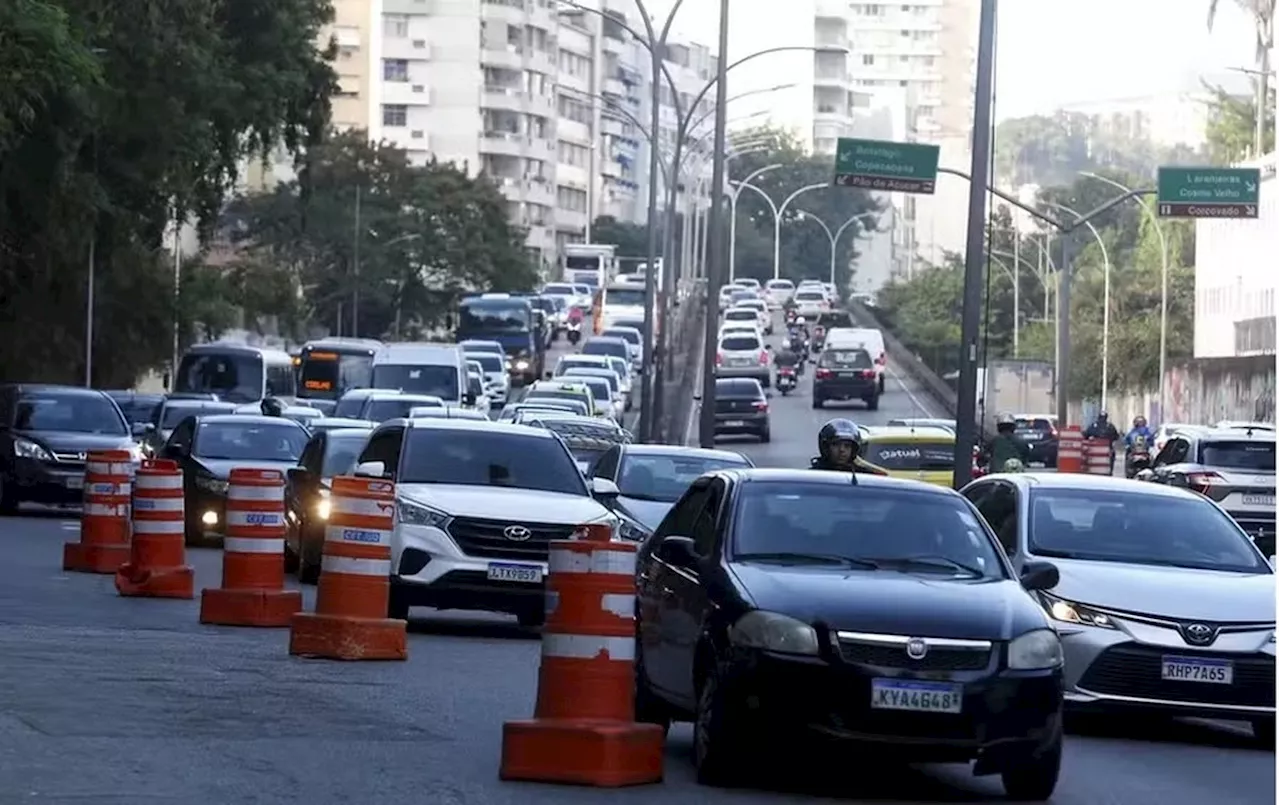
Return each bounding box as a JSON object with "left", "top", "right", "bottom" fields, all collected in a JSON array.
[
  {"left": 60, "top": 449, "right": 663, "bottom": 787},
  {"left": 1054, "top": 426, "right": 1116, "bottom": 475}
]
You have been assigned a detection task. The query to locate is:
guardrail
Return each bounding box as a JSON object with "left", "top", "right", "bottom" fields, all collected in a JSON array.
[
  {"left": 655, "top": 279, "right": 706, "bottom": 445},
  {"left": 846, "top": 299, "right": 959, "bottom": 419}
]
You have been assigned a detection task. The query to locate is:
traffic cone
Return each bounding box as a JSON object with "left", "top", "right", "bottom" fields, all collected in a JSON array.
[
  {"left": 199, "top": 468, "right": 302, "bottom": 626},
  {"left": 288, "top": 476, "right": 406, "bottom": 660},
  {"left": 500, "top": 523, "right": 664, "bottom": 787},
  {"left": 63, "top": 449, "right": 134, "bottom": 574},
  {"left": 115, "top": 459, "right": 194, "bottom": 598}
]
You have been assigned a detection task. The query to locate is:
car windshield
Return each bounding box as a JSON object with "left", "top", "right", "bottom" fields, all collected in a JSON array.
[
  {"left": 471, "top": 354, "right": 504, "bottom": 373},
  {"left": 526, "top": 390, "right": 590, "bottom": 410},
  {"left": 194, "top": 422, "right": 307, "bottom": 462},
  {"left": 321, "top": 434, "right": 367, "bottom": 477},
  {"left": 161, "top": 402, "right": 235, "bottom": 429},
  {"left": 566, "top": 370, "right": 618, "bottom": 393},
  {"left": 364, "top": 397, "right": 442, "bottom": 423},
  {"left": 821, "top": 349, "right": 873, "bottom": 369},
  {"left": 15, "top": 392, "right": 128, "bottom": 436},
  {"left": 458, "top": 299, "right": 530, "bottom": 331},
  {"left": 369, "top": 364, "right": 459, "bottom": 400},
  {"left": 619, "top": 453, "right": 749, "bottom": 501},
  {"left": 1028, "top": 488, "right": 1269, "bottom": 572},
  {"left": 733, "top": 482, "right": 1005, "bottom": 578},
  {"left": 602, "top": 329, "right": 640, "bottom": 345},
  {"left": 864, "top": 440, "right": 956, "bottom": 471},
  {"left": 557, "top": 358, "right": 607, "bottom": 375},
  {"left": 721, "top": 336, "right": 761, "bottom": 352},
  {"left": 605, "top": 287, "right": 646, "bottom": 307},
  {"left": 582, "top": 340, "right": 628, "bottom": 359},
  {"left": 1199, "top": 440, "right": 1275, "bottom": 471},
  {"left": 400, "top": 429, "right": 587, "bottom": 495},
  {"left": 543, "top": 284, "right": 574, "bottom": 295},
  {"left": 299, "top": 351, "right": 373, "bottom": 398},
  {"left": 174, "top": 352, "right": 263, "bottom": 403}
]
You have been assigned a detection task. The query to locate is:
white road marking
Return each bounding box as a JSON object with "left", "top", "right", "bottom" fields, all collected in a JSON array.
[{"left": 886, "top": 360, "right": 935, "bottom": 418}]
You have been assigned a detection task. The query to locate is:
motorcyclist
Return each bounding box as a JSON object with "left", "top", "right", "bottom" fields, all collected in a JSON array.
[
  {"left": 811, "top": 418, "right": 874, "bottom": 473},
  {"left": 773, "top": 342, "right": 801, "bottom": 373},
  {"left": 1125, "top": 415, "right": 1154, "bottom": 450},
  {"left": 260, "top": 397, "right": 286, "bottom": 417},
  {"left": 787, "top": 316, "right": 810, "bottom": 353},
  {"left": 985, "top": 412, "right": 1030, "bottom": 473},
  {"left": 1084, "top": 411, "right": 1121, "bottom": 471}
]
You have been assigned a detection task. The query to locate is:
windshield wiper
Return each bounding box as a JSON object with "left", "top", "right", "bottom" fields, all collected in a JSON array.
[
  {"left": 736, "top": 552, "right": 880, "bottom": 569},
  {"left": 859, "top": 555, "right": 987, "bottom": 577}
]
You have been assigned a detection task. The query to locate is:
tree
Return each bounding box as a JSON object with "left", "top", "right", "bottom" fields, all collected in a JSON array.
[
  {"left": 589, "top": 216, "right": 649, "bottom": 258},
  {"left": 1207, "top": 0, "right": 1275, "bottom": 160},
  {"left": 727, "top": 126, "right": 881, "bottom": 293},
  {"left": 1204, "top": 83, "right": 1276, "bottom": 164},
  {"left": 231, "top": 129, "right": 538, "bottom": 339},
  {"left": 0, "top": 0, "right": 336, "bottom": 385}
]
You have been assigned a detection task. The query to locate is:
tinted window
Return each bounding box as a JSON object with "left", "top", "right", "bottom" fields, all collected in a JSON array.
[
  {"left": 526, "top": 390, "right": 591, "bottom": 410},
  {"left": 1199, "top": 440, "right": 1275, "bottom": 471},
  {"left": 266, "top": 362, "right": 296, "bottom": 397},
  {"left": 370, "top": 364, "right": 459, "bottom": 400},
  {"left": 110, "top": 394, "right": 162, "bottom": 425},
  {"left": 574, "top": 377, "right": 611, "bottom": 403},
  {"left": 332, "top": 393, "right": 372, "bottom": 419},
  {"left": 1028, "top": 489, "right": 1268, "bottom": 572},
  {"left": 1014, "top": 417, "right": 1055, "bottom": 431},
  {"left": 619, "top": 453, "right": 749, "bottom": 501},
  {"left": 766, "top": 280, "right": 793, "bottom": 289},
  {"left": 161, "top": 402, "right": 235, "bottom": 429},
  {"left": 582, "top": 340, "right": 629, "bottom": 359},
  {"left": 15, "top": 392, "right": 127, "bottom": 436},
  {"left": 715, "top": 380, "right": 762, "bottom": 398},
  {"left": 321, "top": 434, "right": 368, "bottom": 477},
  {"left": 732, "top": 482, "right": 1005, "bottom": 578},
  {"left": 565, "top": 370, "right": 618, "bottom": 393},
  {"left": 299, "top": 352, "right": 374, "bottom": 398},
  {"left": 795, "top": 290, "right": 825, "bottom": 300},
  {"left": 472, "top": 354, "right": 504, "bottom": 373},
  {"left": 194, "top": 422, "right": 307, "bottom": 462},
  {"left": 817, "top": 312, "right": 854, "bottom": 327},
  {"left": 458, "top": 299, "right": 530, "bottom": 331},
  {"left": 604, "top": 287, "right": 646, "bottom": 306},
  {"left": 556, "top": 358, "right": 608, "bottom": 375},
  {"left": 864, "top": 440, "right": 955, "bottom": 471},
  {"left": 724, "top": 309, "right": 757, "bottom": 321},
  {"left": 543, "top": 284, "right": 574, "bottom": 295},
  {"left": 720, "top": 336, "right": 761, "bottom": 351},
  {"left": 175, "top": 352, "right": 263, "bottom": 403},
  {"left": 820, "top": 349, "right": 873, "bottom": 368},
  {"left": 363, "top": 397, "right": 441, "bottom": 422},
  {"left": 399, "top": 429, "right": 587, "bottom": 495},
  {"left": 601, "top": 329, "right": 640, "bottom": 345}
]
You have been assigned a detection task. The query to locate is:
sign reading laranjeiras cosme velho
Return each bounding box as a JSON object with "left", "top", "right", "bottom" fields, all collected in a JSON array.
[{"left": 833, "top": 138, "right": 940, "bottom": 195}]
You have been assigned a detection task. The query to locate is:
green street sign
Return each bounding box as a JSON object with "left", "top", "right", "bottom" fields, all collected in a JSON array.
[
  {"left": 1156, "top": 166, "right": 1261, "bottom": 219},
  {"left": 833, "top": 138, "right": 940, "bottom": 195}
]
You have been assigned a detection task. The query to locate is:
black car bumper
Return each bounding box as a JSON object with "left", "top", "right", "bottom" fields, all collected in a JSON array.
[
  {"left": 1025, "top": 441, "right": 1059, "bottom": 467},
  {"left": 714, "top": 412, "right": 769, "bottom": 435},
  {"left": 186, "top": 489, "right": 228, "bottom": 546},
  {"left": 722, "top": 648, "right": 1062, "bottom": 767},
  {"left": 7, "top": 457, "right": 89, "bottom": 505},
  {"left": 814, "top": 378, "right": 878, "bottom": 401}
]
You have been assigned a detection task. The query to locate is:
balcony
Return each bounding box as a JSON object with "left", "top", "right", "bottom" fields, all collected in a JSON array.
[
  {"left": 815, "top": 0, "right": 848, "bottom": 20},
  {"left": 482, "top": 86, "right": 528, "bottom": 113},
  {"left": 480, "top": 131, "right": 532, "bottom": 157},
  {"left": 602, "top": 77, "right": 627, "bottom": 98},
  {"left": 813, "top": 71, "right": 850, "bottom": 89}
]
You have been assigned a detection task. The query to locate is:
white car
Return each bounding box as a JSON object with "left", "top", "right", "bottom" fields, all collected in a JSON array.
[
  {"left": 792, "top": 286, "right": 830, "bottom": 317},
  {"left": 718, "top": 322, "right": 764, "bottom": 341},
  {"left": 763, "top": 278, "right": 795, "bottom": 310},
  {"left": 465, "top": 351, "right": 510, "bottom": 405},
  {"left": 599, "top": 325, "right": 645, "bottom": 369},
  {"left": 464, "top": 364, "right": 492, "bottom": 417},
  {"left": 562, "top": 367, "right": 627, "bottom": 420},
  {"left": 731, "top": 299, "right": 771, "bottom": 335},
  {"left": 362, "top": 418, "right": 618, "bottom": 627}
]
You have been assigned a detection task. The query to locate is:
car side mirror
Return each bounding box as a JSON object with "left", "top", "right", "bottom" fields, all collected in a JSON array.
[
  {"left": 1135, "top": 468, "right": 1155, "bottom": 482},
  {"left": 353, "top": 460, "right": 386, "bottom": 478},
  {"left": 657, "top": 535, "right": 699, "bottom": 567},
  {"left": 544, "top": 371, "right": 554, "bottom": 379},
  {"left": 1019, "top": 560, "right": 1059, "bottom": 592},
  {"left": 462, "top": 392, "right": 476, "bottom": 406},
  {"left": 131, "top": 422, "right": 148, "bottom": 438},
  {"left": 590, "top": 477, "right": 620, "bottom": 498},
  {"left": 286, "top": 467, "right": 308, "bottom": 485}
]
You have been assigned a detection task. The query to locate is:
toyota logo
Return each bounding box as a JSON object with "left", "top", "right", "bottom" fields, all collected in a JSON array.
[
  {"left": 1181, "top": 622, "right": 1218, "bottom": 646},
  {"left": 503, "top": 525, "right": 533, "bottom": 542},
  {"left": 905, "top": 638, "right": 929, "bottom": 659}
]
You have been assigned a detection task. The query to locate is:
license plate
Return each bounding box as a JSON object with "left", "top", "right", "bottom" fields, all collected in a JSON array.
[
  {"left": 1161, "top": 655, "right": 1233, "bottom": 684},
  {"left": 486, "top": 563, "right": 543, "bottom": 584},
  {"left": 65, "top": 475, "right": 84, "bottom": 490},
  {"left": 871, "top": 679, "right": 963, "bottom": 713},
  {"left": 1242, "top": 495, "right": 1275, "bottom": 507},
  {"left": 724, "top": 420, "right": 745, "bottom": 427}
]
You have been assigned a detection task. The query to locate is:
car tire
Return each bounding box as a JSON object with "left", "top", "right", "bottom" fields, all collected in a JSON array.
[
  {"left": 298, "top": 548, "right": 321, "bottom": 585},
  {"left": 634, "top": 641, "right": 672, "bottom": 735},
  {"left": 0, "top": 475, "right": 18, "bottom": 515},
  {"left": 1251, "top": 716, "right": 1275, "bottom": 748},
  {"left": 878, "top": 375, "right": 885, "bottom": 394},
  {"left": 759, "top": 428, "right": 771, "bottom": 443},
  {"left": 1000, "top": 731, "right": 1062, "bottom": 801},
  {"left": 865, "top": 394, "right": 880, "bottom": 411},
  {"left": 812, "top": 396, "right": 823, "bottom": 410},
  {"left": 693, "top": 666, "right": 744, "bottom": 786},
  {"left": 387, "top": 581, "right": 412, "bottom": 621},
  {"left": 283, "top": 539, "right": 300, "bottom": 574}
]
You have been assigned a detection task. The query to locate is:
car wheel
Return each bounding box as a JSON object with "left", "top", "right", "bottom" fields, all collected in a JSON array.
[
  {"left": 759, "top": 428, "right": 771, "bottom": 443},
  {"left": 811, "top": 396, "right": 823, "bottom": 410},
  {"left": 387, "top": 581, "right": 411, "bottom": 621},
  {"left": 298, "top": 548, "right": 321, "bottom": 585},
  {"left": 283, "top": 534, "right": 301, "bottom": 574},
  {"left": 878, "top": 376, "right": 885, "bottom": 394},
  {"left": 865, "top": 394, "right": 880, "bottom": 411},
  {"left": 1251, "top": 716, "right": 1275, "bottom": 749},
  {"left": 0, "top": 475, "right": 18, "bottom": 515},
  {"left": 693, "top": 666, "right": 744, "bottom": 786},
  {"left": 1000, "top": 731, "right": 1062, "bottom": 801}
]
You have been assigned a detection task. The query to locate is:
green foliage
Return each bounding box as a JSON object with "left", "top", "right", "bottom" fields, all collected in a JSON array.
[
  {"left": 1203, "top": 83, "right": 1276, "bottom": 164},
  {"left": 727, "top": 126, "right": 881, "bottom": 293},
  {"left": 231, "top": 129, "right": 538, "bottom": 340},
  {"left": 0, "top": 0, "right": 336, "bottom": 385},
  {"left": 590, "top": 216, "right": 650, "bottom": 258}
]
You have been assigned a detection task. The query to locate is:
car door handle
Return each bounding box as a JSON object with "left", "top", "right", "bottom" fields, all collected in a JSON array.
[{"left": 660, "top": 585, "right": 674, "bottom": 596}]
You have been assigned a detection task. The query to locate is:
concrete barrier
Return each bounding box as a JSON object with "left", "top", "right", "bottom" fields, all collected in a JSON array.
[{"left": 656, "top": 280, "right": 706, "bottom": 446}]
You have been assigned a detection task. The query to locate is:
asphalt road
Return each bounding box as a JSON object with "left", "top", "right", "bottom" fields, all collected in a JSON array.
[{"left": 0, "top": 319, "right": 1273, "bottom": 804}]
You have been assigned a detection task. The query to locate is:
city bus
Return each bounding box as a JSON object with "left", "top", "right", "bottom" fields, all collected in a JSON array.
[{"left": 295, "top": 338, "right": 382, "bottom": 402}]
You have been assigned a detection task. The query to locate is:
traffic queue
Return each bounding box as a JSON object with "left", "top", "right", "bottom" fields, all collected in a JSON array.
[{"left": 3, "top": 278, "right": 1274, "bottom": 800}]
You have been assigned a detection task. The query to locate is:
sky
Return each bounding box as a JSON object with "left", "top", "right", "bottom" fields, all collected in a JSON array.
[{"left": 646, "top": 0, "right": 1262, "bottom": 120}]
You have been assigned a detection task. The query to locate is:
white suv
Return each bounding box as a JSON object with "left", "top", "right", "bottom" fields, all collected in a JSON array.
[{"left": 354, "top": 418, "right": 619, "bottom": 627}]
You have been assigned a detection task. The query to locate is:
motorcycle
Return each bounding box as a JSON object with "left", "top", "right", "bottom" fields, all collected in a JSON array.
[
  {"left": 566, "top": 321, "right": 582, "bottom": 345},
  {"left": 776, "top": 365, "right": 797, "bottom": 395},
  {"left": 1125, "top": 438, "right": 1152, "bottom": 479},
  {"left": 784, "top": 309, "right": 799, "bottom": 327}
]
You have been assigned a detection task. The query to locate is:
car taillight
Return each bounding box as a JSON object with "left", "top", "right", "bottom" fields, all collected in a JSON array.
[
  {"left": 860, "top": 369, "right": 876, "bottom": 379},
  {"left": 1048, "top": 426, "right": 1058, "bottom": 439},
  {"left": 1187, "top": 471, "right": 1222, "bottom": 495},
  {"left": 814, "top": 326, "right": 825, "bottom": 337},
  {"left": 753, "top": 400, "right": 768, "bottom": 411},
  {"left": 715, "top": 352, "right": 723, "bottom": 366},
  {"left": 876, "top": 352, "right": 886, "bottom": 365},
  {"left": 759, "top": 350, "right": 769, "bottom": 365},
  {"left": 815, "top": 368, "right": 832, "bottom": 379}
]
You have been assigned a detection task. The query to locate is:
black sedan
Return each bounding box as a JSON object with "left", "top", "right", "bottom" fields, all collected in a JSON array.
[
  {"left": 285, "top": 427, "right": 372, "bottom": 582},
  {"left": 634, "top": 468, "right": 1065, "bottom": 799},
  {"left": 711, "top": 378, "right": 770, "bottom": 442},
  {"left": 586, "top": 444, "right": 753, "bottom": 540},
  {"left": 156, "top": 414, "right": 310, "bottom": 544}
]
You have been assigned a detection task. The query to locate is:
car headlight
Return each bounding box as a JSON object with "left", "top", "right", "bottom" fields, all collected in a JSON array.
[
  {"left": 195, "top": 475, "right": 229, "bottom": 495},
  {"left": 396, "top": 498, "right": 451, "bottom": 529},
  {"left": 1040, "top": 593, "right": 1116, "bottom": 629},
  {"left": 728, "top": 611, "right": 820, "bottom": 656},
  {"left": 515, "top": 360, "right": 530, "bottom": 371},
  {"left": 315, "top": 497, "right": 331, "bottom": 520},
  {"left": 618, "top": 518, "right": 651, "bottom": 542},
  {"left": 13, "top": 438, "right": 52, "bottom": 461},
  {"left": 1007, "top": 628, "right": 1064, "bottom": 670}
]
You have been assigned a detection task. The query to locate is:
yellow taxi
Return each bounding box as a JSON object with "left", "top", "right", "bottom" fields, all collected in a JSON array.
[
  {"left": 521, "top": 380, "right": 601, "bottom": 418},
  {"left": 856, "top": 425, "right": 958, "bottom": 488}
]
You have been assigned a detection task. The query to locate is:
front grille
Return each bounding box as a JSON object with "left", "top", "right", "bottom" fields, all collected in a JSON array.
[
  {"left": 51, "top": 451, "right": 87, "bottom": 467},
  {"left": 447, "top": 517, "right": 578, "bottom": 560},
  {"left": 837, "top": 640, "right": 992, "bottom": 672},
  {"left": 1078, "top": 644, "right": 1276, "bottom": 707}
]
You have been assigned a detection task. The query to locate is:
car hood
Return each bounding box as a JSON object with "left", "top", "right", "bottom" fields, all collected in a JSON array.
[
  {"left": 1047, "top": 556, "right": 1276, "bottom": 622},
  {"left": 193, "top": 458, "right": 301, "bottom": 479},
  {"left": 730, "top": 563, "right": 1046, "bottom": 641},
  {"left": 20, "top": 430, "right": 134, "bottom": 454},
  {"left": 398, "top": 483, "right": 610, "bottom": 522},
  {"left": 613, "top": 496, "right": 674, "bottom": 532}
]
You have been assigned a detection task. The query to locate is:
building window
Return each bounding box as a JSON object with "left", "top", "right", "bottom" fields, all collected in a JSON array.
[
  {"left": 557, "top": 95, "right": 592, "bottom": 124},
  {"left": 558, "top": 141, "right": 589, "bottom": 166},
  {"left": 384, "top": 59, "right": 409, "bottom": 82},
  {"left": 382, "top": 104, "right": 407, "bottom": 126},
  {"left": 383, "top": 14, "right": 409, "bottom": 38},
  {"left": 862, "top": 54, "right": 875, "bottom": 66},
  {"left": 556, "top": 186, "right": 588, "bottom": 212}
]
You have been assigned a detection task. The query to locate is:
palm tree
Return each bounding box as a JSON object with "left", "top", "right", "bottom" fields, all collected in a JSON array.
[{"left": 1208, "top": 0, "right": 1276, "bottom": 156}]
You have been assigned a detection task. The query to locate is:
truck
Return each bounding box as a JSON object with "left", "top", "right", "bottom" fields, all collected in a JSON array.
[
  {"left": 974, "top": 360, "right": 1056, "bottom": 433},
  {"left": 563, "top": 243, "right": 619, "bottom": 290},
  {"left": 453, "top": 293, "right": 545, "bottom": 386}
]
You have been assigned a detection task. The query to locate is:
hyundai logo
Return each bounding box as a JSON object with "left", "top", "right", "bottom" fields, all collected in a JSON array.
[
  {"left": 504, "top": 525, "right": 533, "bottom": 542},
  {"left": 1181, "top": 622, "right": 1218, "bottom": 646},
  {"left": 905, "top": 638, "right": 929, "bottom": 659}
]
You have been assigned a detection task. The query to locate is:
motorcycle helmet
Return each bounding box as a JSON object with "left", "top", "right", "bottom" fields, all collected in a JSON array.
[
  {"left": 1001, "top": 457, "right": 1025, "bottom": 473},
  {"left": 260, "top": 397, "right": 285, "bottom": 417},
  {"left": 1133, "top": 415, "right": 1147, "bottom": 428},
  {"left": 818, "top": 418, "right": 863, "bottom": 466},
  {"left": 795, "top": 316, "right": 806, "bottom": 325},
  {"left": 996, "top": 411, "right": 1016, "bottom": 434}
]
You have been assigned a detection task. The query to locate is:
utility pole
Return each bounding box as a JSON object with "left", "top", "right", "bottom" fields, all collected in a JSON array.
[
  {"left": 698, "top": 0, "right": 731, "bottom": 448},
  {"left": 352, "top": 184, "right": 362, "bottom": 338}
]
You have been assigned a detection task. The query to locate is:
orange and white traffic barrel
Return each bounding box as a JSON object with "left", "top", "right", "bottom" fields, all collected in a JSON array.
[
  {"left": 199, "top": 468, "right": 302, "bottom": 626},
  {"left": 289, "top": 476, "right": 406, "bottom": 660},
  {"left": 500, "top": 523, "right": 664, "bottom": 787},
  {"left": 1056, "top": 426, "right": 1084, "bottom": 473},
  {"left": 1084, "top": 438, "right": 1112, "bottom": 476},
  {"left": 116, "top": 459, "right": 194, "bottom": 598},
  {"left": 63, "top": 449, "right": 134, "bottom": 574}
]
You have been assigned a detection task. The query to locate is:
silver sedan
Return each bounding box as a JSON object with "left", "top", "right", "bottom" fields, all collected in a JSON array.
[{"left": 959, "top": 473, "right": 1276, "bottom": 744}]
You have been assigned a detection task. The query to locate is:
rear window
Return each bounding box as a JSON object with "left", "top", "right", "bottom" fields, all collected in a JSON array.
[
  {"left": 582, "top": 340, "right": 629, "bottom": 358},
  {"left": 543, "top": 284, "right": 574, "bottom": 294},
  {"left": 472, "top": 354, "right": 503, "bottom": 372},
  {"left": 1015, "top": 418, "right": 1055, "bottom": 432},
  {"left": 601, "top": 329, "right": 640, "bottom": 345},
  {"left": 817, "top": 312, "right": 854, "bottom": 327},
  {"left": 766, "top": 280, "right": 794, "bottom": 289},
  {"left": 720, "top": 336, "right": 761, "bottom": 351},
  {"left": 363, "top": 397, "right": 442, "bottom": 422},
  {"left": 724, "top": 309, "right": 756, "bottom": 320},
  {"left": 1199, "top": 440, "right": 1275, "bottom": 471},
  {"left": 715, "top": 380, "right": 763, "bottom": 398},
  {"left": 864, "top": 440, "right": 956, "bottom": 471},
  {"left": 820, "top": 349, "right": 872, "bottom": 369},
  {"left": 795, "top": 290, "right": 825, "bottom": 300}
]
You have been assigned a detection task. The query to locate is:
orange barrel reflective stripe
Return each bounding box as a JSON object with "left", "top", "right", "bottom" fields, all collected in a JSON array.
[
  {"left": 289, "top": 476, "right": 406, "bottom": 660},
  {"left": 199, "top": 468, "right": 302, "bottom": 626},
  {"left": 1084, "top": 438, "right": 1112, "bottom": 475},
  {"left": 63, "top": 449, "right": 134, "bottom": 574},
  {"left": 501, "top": 523, "right": 664, "bottom": 787},
  {"left": 1056, "top": 427, "right": 1084, "bottom": 473},
  {"left": 115, "top": 459, "right": 193, "bottom": 598}
]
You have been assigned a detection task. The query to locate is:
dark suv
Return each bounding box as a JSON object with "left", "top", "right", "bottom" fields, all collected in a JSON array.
[
  {"left": 712, "top": 378, "right": 770, "bottom": 442},
  {"left": 1014, "top": 415, "right": 1059, "bottom": 468},
  {"left": 812, "top": 347, "right": 879, "bottom": 410}
]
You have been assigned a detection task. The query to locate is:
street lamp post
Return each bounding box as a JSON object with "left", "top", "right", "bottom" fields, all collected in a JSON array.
[
  {"left": 1048, "top": 201, "right": 1111, "bottom": 412},
  {"left": 727, "top": 180, "right": 829, "bottom": 280},
  {"left": 794, "top": 209, "right": 880, "bottom": 286},
  {"left": 726, "top": 164, "right": 782, "bottom": 281}
]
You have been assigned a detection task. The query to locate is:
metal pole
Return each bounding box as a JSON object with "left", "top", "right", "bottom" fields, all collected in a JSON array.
[
  {"left": 1055, "top": 234, "right": 1071, "bottom": 424},
  {"left": 1012, "top": 222, "right": 1020, "bottom": 358},
  {"left": 638, "top": 25, "right": 664, "bottom": 444},
  {"left": 352, "top": 184, "right": 362, "bottom": 337},
  {"left": 698, "top": 202, "right": 710, "bottom": 277},
  {"left": 699, "top": 0, "right": 731, "bottom": 448},
  {"left": 85, "top": 237, "right": 95, "bottom": 387},
  {"left": 1051, "top": 201, "right": 1110, "bottom": 412},
  {"left": 772, "top": 211, "right": 782, "bottom": 281},
  {"left": 172, "top": 211, "right": 182, "bottom": 386},
  {"left": 950, "top": 0, "right": 997, "bottom": 489},
  {"left": 728, "top": 194, "right": 738, "bottom": 281}
]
